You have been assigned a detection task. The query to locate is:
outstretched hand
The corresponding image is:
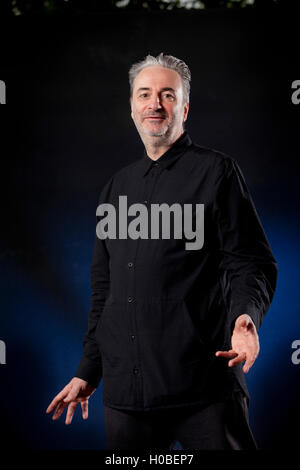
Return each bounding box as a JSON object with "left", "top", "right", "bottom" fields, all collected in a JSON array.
[
  {"left": 215, "top": 314, "right": 260, "bottom": 373},
  {"left": 46, "top": 377, "right": 96, "bottom": 425}
]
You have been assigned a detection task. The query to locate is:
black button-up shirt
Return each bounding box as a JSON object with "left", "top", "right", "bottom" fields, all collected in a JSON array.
[{"left": 75, "top": 131, "right": 277, "bottom": 411}]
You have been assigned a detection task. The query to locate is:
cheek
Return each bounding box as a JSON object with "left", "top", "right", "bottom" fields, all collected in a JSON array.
[
  {"left": 131, "top": 109, "right": 139, "bottom": 122},
  {"left": 170, "top": 104, "right": 183, "bottom": 120},
  {"left": 132, "top": 105, "right": 143, "bottom": 120}
]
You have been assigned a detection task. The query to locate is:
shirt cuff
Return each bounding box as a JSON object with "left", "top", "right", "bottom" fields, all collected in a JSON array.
[{"left": 74, "top": 356, "right": 103, "bottom": 389}]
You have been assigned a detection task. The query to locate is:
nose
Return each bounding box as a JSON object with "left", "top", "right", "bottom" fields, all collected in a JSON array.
[{"left": 148, "top": 93, "right": 162, "bottom": 110}]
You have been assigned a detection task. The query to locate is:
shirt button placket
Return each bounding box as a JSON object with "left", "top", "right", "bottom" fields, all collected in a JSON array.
[
  {"left": 127, "top": 162, "right": 160, "bottom": 406},
  {"left": 126, "top": 259, "right": 141, "bottom": 401}
]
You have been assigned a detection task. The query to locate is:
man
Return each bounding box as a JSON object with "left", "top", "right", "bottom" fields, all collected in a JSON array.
[{"left": 46, "top": 53, "right": 277, "bottom": 450}]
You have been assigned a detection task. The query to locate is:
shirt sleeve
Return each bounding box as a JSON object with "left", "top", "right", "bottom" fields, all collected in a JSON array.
[
  {"left": 214, "top": 156, "right": 278, "bottom": 333},
  {"left": 74, "top": 176, "right": 114, "bottom": 388}
]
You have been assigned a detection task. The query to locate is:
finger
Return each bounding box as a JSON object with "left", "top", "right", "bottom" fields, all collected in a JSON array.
[
  {"left": 47, "top": 396, "right": 65, "bottom": 414},
  {"left": 215, "top": 350, "right": 237, "bottom": 358},
  {"left": 228, "top": 352, "right": 247, "bottom": 367},
  {"left": 243, "top": 356, "right": 255, "bottom": 373},
  {"left": 63, "top": 386, "right": 80, "bottom": 404},
  {"left": 46, "top": 386, "right": 70, "bottom": 413},
  {"left": 81, "top": 400, "right": 88, "bottom": 420},
  {"left": 52, "top": 401, "right": 68, "bottom": 420},
  {"left": 65, "top": 402, "right": 78, "bottom": 425}
]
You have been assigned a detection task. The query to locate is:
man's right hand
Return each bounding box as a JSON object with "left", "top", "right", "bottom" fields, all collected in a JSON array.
[{"left": 46, "top": 377, "right": 96, "bottom": 425}]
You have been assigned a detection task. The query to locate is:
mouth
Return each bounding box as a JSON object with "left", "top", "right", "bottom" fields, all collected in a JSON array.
[{"left": 144, "top": 116, "right": 166, "bottom": 121}]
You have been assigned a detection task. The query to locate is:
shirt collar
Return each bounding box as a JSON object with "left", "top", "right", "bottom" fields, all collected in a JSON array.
[{"left": 139, "top": 131, "right": 193, "bottom": 177}]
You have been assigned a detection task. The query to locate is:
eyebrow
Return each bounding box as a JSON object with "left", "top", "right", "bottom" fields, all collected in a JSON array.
[{"left": 136, "top": 87, "right": 176, "bottom": 94}]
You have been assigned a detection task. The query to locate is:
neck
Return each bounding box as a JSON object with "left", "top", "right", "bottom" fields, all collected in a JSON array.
[{"left": 142, "top": 129, "right": 184, "bottom": 161}]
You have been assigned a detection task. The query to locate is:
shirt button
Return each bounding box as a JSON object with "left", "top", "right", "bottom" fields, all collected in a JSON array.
[
  {"left": 127, "top": 262, "right": 133, "bottom": 268},
  {"left": 133, "top": 367, "right": 139, "bottom": 375},
  {"left": 131, "top": 335, "right": 135, "bottom": 340},
  {"left": 128, "top": 296, "right": 134, "bottom": 303},
  {"left": 143, "top": 200, "right": 148, "bottom": 204}
]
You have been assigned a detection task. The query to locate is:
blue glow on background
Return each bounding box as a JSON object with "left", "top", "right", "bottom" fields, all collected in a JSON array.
[
  {"left": 246, "top": 216, "right": 300, "bottom": 448},
  {"left": 1, "top": 224, "right": 106, "bottom": 449}
]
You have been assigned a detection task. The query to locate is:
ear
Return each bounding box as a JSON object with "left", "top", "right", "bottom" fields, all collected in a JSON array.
[{"left": 183, "top": 101, "right": 189, "bottom": 122}]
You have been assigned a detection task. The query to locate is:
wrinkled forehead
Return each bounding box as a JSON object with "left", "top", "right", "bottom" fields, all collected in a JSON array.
[{"left": 132, "top": 66, "right": 183, "bottom": 94}]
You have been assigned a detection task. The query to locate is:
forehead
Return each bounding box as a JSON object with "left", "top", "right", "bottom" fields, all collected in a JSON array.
[{"left": 133, "top": 66, "right": 182, "bottom": 91}]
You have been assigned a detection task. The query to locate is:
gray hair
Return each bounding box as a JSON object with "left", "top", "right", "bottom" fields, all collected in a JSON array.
[{"left": 129, "top": 52, "right": 191, "bottom": 103}]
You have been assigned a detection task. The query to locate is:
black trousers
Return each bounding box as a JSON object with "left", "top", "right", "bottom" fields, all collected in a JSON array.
[{"left": 104, "top": 391, "right": 258, "bottom": 450}]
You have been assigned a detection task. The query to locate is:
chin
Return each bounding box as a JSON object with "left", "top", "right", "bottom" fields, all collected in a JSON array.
[{"left": 143, "top": 126, "right": 169, "bottom": 138}]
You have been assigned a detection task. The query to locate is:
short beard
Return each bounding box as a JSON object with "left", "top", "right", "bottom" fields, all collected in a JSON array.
[
  {"left": 142, "top": 121, "right": 171, "bottom": 138},
  {"left": 147, "top": 129, "right": 168, "bottom": 137}
]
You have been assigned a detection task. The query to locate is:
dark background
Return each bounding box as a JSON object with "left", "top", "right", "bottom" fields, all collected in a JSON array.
[{"left": 0, "top": 5, "right": 299, "bottom": 451}]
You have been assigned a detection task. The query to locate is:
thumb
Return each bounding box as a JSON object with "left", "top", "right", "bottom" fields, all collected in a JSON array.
[{"left": 235, "top": 314, "right": 254, "bottom": 332}]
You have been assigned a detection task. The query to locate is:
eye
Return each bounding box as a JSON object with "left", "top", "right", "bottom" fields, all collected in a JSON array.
[
  {"left": 163, "top": 93, "right": 175, "bottom": 101},
  {"left": 139, "top": 93, "right": 149, "bottom": 99}
]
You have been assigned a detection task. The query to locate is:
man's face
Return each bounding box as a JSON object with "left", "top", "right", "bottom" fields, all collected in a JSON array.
[{"left": 130, "top": 66, "right": 189, "bottom": 142}]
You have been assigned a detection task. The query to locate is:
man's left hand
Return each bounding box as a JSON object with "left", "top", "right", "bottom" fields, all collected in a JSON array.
[{"left": 215, "top": 314, "right": 260, "bottom": 373}]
